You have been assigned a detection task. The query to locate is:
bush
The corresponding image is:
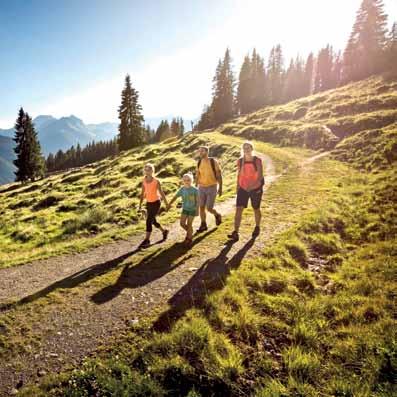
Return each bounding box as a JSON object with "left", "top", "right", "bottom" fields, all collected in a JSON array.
[{"left": 63, "top": 207, "right": 111, "bottom": 234}]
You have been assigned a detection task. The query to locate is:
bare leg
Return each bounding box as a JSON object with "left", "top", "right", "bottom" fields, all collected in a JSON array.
[
  {"left": 145, "top": 231, "right": 151, "bottom": 240},
  {"left": 186, "top": 216, "right": 194, "bottom": 239},
  {"left": 234, "top": 207, "right": 244, "bottom": 232},
  {"left": 199, "top": 206, "right": 206, "bottom": 224},
  {"left": 180, "top": 215, "right": 188, "bottom": 231},
  {"left": 254, "top": 208, "right": 261, "bottom": 227},
  {"left": 207, "top": 207, "right": 220, "bottom": 217}
]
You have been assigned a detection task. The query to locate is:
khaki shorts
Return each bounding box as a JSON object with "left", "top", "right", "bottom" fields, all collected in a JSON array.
[{"left": 198, "top": 185, "right": 217, "bottom": 210}]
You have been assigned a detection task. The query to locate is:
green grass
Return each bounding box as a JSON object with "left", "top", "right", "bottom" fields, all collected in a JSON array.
[
  {"left": 0, "top": 132, "right": 299, "bottom": 269},
  {"left": 218, "top": 75, "right": 397, "bottom": 155},
  {"left": 19, "top": 145, "right": 396, "bottom": 396}
]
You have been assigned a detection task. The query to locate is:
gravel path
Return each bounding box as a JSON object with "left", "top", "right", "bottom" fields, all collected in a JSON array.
[{"left": 0, "top": 154, "right": 282, "bottom": 396}]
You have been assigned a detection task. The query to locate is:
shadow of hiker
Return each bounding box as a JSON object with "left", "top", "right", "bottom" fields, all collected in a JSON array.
[
  {"left": 152, "top": 235, "right": 258, "bottom": 332},
  {"left": 91, "top": 229, "right": 216, "bottom": 305},
  {"left": 0, "top": 244, "right": 153, "bottom": 312}
]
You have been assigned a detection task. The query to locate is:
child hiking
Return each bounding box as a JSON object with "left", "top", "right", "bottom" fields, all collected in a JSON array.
[
  {"left": 138, "top": 163, "right": 169, "bottom": 248},
  {"left": 167, "top": 173, "right": 198, "bottom": 247},
  {"left": 228, "top": 141, "right": 264, "bottom": 241}
]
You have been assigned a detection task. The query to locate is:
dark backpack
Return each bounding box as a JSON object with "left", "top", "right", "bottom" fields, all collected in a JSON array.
[
  {"left": 197, "top": 157, "right": 218, "bottom": 180},
  {"left": 238, "top": 156, "right": 265, "bottom": 188}
]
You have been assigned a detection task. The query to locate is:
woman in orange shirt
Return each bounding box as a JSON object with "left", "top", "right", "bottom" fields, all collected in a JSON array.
[
  {"left": 228, "top": 141, "right": 264, "bottom": 241},
  {"left": 138, "top": 163, "right": 169, "bottom": 248}
]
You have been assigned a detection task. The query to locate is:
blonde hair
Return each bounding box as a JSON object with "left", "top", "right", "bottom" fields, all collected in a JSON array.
[
  {"left": 241, "top": 141, "right": 255, "bottom": 157},
  {"left": 144, "top": 163, "right": 155, "bottom": 174},
  {"left": 182, "top": 172, "right": 194, "bottom": 182}
]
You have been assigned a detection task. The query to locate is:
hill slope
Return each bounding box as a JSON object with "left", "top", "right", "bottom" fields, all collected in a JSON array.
[
  {"left": 220, "top": 76, "right": 397, "bottom": 168},
  {"left": 1, "top": 76, "right": 395, "bottom": 397}
]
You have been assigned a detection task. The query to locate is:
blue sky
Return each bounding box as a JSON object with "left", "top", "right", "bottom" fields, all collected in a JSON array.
[{"left": 1, "top": 0, "right": 396, "bottom": 128}]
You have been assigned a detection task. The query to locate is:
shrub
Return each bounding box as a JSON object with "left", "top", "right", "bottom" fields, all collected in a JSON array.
[{"left": 63, "top": 207, "right": 111, "bottom": 234}]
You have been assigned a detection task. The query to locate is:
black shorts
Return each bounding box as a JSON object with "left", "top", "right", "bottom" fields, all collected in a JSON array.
[{"left": 236, "top": 187, "right": 263, "bottom": 210}]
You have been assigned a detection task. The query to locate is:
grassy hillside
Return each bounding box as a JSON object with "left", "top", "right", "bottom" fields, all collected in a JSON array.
[
  {"left": 0, "top": 132, "right": 302, "bottom": 269},
  {"left": 20, "top": 145, "right": 396, "bottom": 397},
  {"left": 219, "top": 76, "right": 397, "bottom": 161},
  {"left": 4, "top": 76, "right": 396, "bottom": 396}
]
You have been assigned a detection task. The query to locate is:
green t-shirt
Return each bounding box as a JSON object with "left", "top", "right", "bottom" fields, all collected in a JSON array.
[{"left": 176, "top": 186, "right": 198, "bottom": 212}]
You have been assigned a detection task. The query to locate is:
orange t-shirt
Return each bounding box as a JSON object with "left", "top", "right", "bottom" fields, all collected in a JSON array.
[
  {"left": 143, "top": 177, "right": 160, "bottom": 202},
  {"left": 238, "top": 157, "right": 262, "bottom": 191}
]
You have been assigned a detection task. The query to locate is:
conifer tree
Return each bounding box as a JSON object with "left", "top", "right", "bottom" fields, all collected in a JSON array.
[
  {"left": 211, "top": 48, "right": 235, "bottom": 126},
  {"left": 118, "top": 74, "right": 145, "bottom": 151},
  {"left": 267, "top": 45, "right": 285, "bottom": 105},
  {"left": 343, "top": 0, "right": 388, "bottom": 82},
  {"left": 13, "top": 108, "right": 45, "bottom": 182},
  {"left": 303, "top": 53, "right": 314, "bottom": 96},
  {"left": 237, "top": 55, "right": 252, "bottom": 115},
  {"left": 178, "top": 117, "right": 185, "bottom": 137},
  {"left": 387, "top": 22, "right": 397, "bottom": 75},
  {"left": 314, "top": 45, "right": 335, "bottom": 93}
]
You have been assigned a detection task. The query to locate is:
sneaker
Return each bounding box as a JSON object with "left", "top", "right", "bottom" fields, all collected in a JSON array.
[
  {"left": 252, "top": 226, "right": 260, "bottom": 237},
  {"left": 196, "top": 223, "right": 208, "bottom": 233},
  {"left": 215, "top": 213, "right": 222, "bottom": 226},
  {"left": 227, "top": 231, "right": 239, "bottom": 241},
  {"left": 140, "top": 239, "right": 150, "bottom": 248},
  {"left": 162, "top": 229, "right": 169, "bottom": 241}
]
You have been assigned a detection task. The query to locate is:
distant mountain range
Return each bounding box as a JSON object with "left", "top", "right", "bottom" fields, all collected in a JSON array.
[
  {"left": 0, "top": 114, "right": 197, "bottom": 185},
  {"left": 0, "top": 115, "right": 119, "bottom": 156}
]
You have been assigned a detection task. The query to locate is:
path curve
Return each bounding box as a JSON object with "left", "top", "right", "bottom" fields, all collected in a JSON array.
[{"left": 0, "top": 153, "right": 277, "bottom": 306}]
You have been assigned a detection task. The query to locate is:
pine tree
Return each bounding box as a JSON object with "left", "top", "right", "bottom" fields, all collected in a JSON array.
[
  {"left": 267, "top": 45, "right": 285, "bottom": 105},
  {"left": 343, "top": 0, "right": 388, "bottom": 82},
  {"left": 303, "top": 53, "right": 314, "bottom": 96},
  {"left": 178, "top": 117, "right": 185, "bottom": 137},
  {"left": 170, "top": 118, "right": 179, "bottom": 137},
  {"left": 13, "top": 109, "right": 45, "bottom": 182},
  {"left": 118, "top": 74, "right": 145, "bottom": 151},
  {"left": 211, "top": 48, "right": 235, "bottom": 126},
  {"left": 387, "top": 22, "right": 397, "bottom": 75},
  {"left": 314, "top": 45, "right": 334, "bottom": 93},
  {"left": 251, "top": 50, "right": 267, "bottom": 111},
  {"left": 196, "top": 104, "right": 214, "bottom": 131},
  {"left": 237, "top": 54, "right": 252, "bottom": 115}
]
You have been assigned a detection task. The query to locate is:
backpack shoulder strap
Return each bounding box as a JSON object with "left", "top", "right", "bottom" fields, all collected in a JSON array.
[{"left": 209, "top": 157, "right": 217, "bottom": 177}]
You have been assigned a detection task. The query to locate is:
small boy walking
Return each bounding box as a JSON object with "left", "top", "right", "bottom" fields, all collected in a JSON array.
[
  {"left": 167, "top": 173, "right": 198, "bottom": 247},
  {"left": 138, "top": 163, "right": 169, "bottom": 248}
]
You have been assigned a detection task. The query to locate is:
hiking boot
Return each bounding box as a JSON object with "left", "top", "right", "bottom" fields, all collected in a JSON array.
[
  {"left": 196, "top": 223, "right": 208, "bottom": 233},
  {"left": 140, "top": 239, "right": 150, "bottom": 248},
  {"left": 252, "top": 226, "right": 260, "bottom": 237},
  {"left": 215, "top": 213, "right": 222, "bottom": 226},
  {"left": 227, "top": 231, "right": 239, "bottom": 241},
  {"left": 162, "top": 229, "right": 169, "bottom": 241}
]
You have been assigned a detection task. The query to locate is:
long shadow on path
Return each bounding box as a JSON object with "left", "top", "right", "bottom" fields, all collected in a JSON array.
[
  {"left": 91, "top": 229, "right": 216, "bottom": 305},
  {"left": 0, "top": 242, "right": 160, "bottom": 312},
  {"left": 152, "top": 235, "right": 258, "bottom": 332}
]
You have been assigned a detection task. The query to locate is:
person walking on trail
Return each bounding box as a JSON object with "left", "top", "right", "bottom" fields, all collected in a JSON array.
[
  {"left": 195, "top": 146, "right": 223, "bottom": 233},
  {"left": 228, "top": 141, "right": 264, "bottom": 241},
  {"left": 138, "top": 163, "right": 169, "bottom": 248},
  {"left": 167, "top": 173, "right": 198, "bottom": 247}
]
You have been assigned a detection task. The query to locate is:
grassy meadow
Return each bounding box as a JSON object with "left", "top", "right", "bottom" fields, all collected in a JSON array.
[
  {"left": 0, "top": 131, "right": 305, "bottom": 269},
  {"left": 2, "top": 76, "right": 396, "bottom": 396}
]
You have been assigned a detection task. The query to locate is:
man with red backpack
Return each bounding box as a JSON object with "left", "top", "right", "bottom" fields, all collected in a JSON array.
[
  {"left": 228, "top": 141, "right": 264, "bottom": 241},
  {"left": 195, "top": 146, "right": 223, "bottom": 232}
]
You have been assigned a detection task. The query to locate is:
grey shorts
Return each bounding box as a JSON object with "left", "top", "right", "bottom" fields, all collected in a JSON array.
[{"left": 198, "top": 185, "right": 217, "bottom": 210}]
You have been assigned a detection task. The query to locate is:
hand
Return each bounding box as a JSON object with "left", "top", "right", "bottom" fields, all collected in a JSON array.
[{"left": 218, "top": 188, "right": 222, "bottom": 197}]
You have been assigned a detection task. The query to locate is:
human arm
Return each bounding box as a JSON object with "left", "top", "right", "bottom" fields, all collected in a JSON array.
[
  {"left": 215, "top": 160, "right": 223, "bottom": 196},
  {"left": 157, "top": 180, "right": 169, "bottom": 207},
  {"left": 138, "top": 182, "right": 145, "bottom": 210},
  {"left": 167, "top": 191, "right": 180, "bottom": 211}
]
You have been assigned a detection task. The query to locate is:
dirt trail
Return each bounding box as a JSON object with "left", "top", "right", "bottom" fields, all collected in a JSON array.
[
  {"left": 0, "top": 152, "right": 295, "bottom": 396},
  {"left": 0, "top": 153, "right": 276, "bottom": 305}
]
